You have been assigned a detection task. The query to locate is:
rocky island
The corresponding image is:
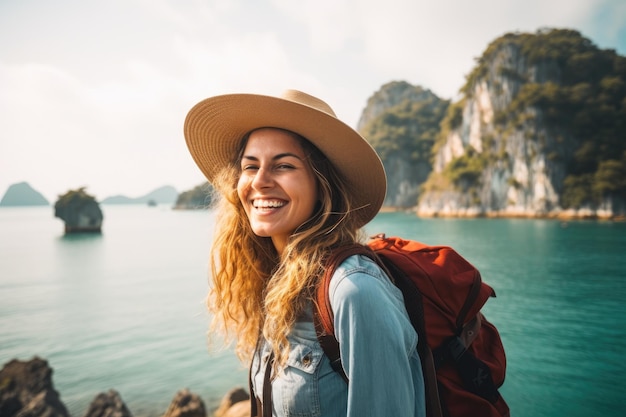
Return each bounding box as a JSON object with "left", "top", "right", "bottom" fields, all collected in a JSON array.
[{"left": 54, "top": 188, "right": 103, "bottom": 234}]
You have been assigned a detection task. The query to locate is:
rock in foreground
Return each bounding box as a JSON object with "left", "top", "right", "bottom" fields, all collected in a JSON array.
[
  {"left": 0, "top": 357, "right": 70, "bottom": 417},
  {"left": 83, "top": 390, "right": 132, "bottom": 417},
  {"left": 0, "top": 357, "right": 250, "bottom": 417},
  {"left": 213, "top": 388, "right": 249, "bottom": 417},
  {"left": 163, "top": 389, "right": 206, "bottom": 417}
]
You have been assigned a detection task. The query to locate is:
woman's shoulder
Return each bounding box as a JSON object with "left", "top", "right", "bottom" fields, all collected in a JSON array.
[
  {"left": 334, "top": 252, "right": 380, "bottom": 274},
  {"left": 329, "top": 253, "right": 397, "bottom": 300}
]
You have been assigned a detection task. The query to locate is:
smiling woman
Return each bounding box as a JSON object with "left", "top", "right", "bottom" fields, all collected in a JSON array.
[{"left": 184, "top": 89, "right": 424, "bottom": 417}]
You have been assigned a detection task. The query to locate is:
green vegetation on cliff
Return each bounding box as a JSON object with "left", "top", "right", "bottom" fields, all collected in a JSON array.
[
  {"left": 55, "top": 187, "right": 98, "bottom": 211},
  {"left": 456, "top": 28, "right": 626, "bottom": 209},
  {"left": 360, "top": 82, "right": 449, "bottom": 173}
]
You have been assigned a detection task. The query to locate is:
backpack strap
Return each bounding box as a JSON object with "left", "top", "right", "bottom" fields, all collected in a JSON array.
[
  {"left": 249, "top": 365, "right": 260, "bottom": 417},
  {"left": 455, "top": 270, "right": 484, "bottom": 332},
  {"left": 313, "top": 243, "right": 370, "bottom": 383},
  {"left": 249, "top": 338, "right": 275, "bottom": 417},
  {"left": 261, "top": 352, "right": 274, "bottom": 417}
]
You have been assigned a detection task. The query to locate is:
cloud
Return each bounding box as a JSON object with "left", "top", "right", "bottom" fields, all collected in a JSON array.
[{"left": 269, "top": 0, "right": 603, "bottom": 99}]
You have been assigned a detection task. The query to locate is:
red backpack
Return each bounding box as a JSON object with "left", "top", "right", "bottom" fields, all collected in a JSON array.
[{"left": 314, "top": 234, "right": 510, "bottom": 417}]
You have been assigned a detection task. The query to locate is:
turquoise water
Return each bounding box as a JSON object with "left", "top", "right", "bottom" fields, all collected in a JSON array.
[{"left": 1, "top": 207, "right": 625, "bottom": 417}]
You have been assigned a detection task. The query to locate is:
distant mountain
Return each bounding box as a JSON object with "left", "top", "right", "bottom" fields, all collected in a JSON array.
[
  {"left": 101, "top": 185, "right": 178, "bottom": 205},
  {"left": 0, "top": 182, "right": 49, "bottom": 206}
]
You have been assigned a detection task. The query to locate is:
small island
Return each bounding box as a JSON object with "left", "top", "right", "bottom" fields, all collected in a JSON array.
[
  {"left": 54, "top": 187, "right": 103, "bottom": 234},
  {"left": 174, "top": 182, "right": 213, "bottom": 209}
]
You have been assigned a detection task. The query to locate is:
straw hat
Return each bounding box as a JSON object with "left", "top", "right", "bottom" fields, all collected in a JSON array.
[{"left": 183, "top": 89, "right": 386, "bottom": 227}]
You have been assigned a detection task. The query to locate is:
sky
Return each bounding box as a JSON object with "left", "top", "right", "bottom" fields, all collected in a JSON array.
[{"left": 1, "top": 0, "right": 625, "bottom": 203}]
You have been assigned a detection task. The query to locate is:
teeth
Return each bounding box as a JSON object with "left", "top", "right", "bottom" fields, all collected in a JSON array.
[{"left": 254, "top": 200, "right": 285, "bottom": 208}]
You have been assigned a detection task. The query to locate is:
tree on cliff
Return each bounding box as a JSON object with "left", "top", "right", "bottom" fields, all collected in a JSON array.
[{"left": 54, "top": 187, "right": 103, "bottom": 233}]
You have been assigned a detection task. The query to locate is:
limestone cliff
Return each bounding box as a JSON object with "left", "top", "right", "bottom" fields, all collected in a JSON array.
[
  {"left": 358, "top": 81, "right": 449, "bottom": 208},
  {"left": 416, "top": 28, "right": 626, "bottom": 219}
]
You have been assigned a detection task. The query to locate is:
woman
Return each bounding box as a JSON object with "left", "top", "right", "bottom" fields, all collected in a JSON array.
[{"left": 184, "top": 90, "right": 426, "bottom": 417}]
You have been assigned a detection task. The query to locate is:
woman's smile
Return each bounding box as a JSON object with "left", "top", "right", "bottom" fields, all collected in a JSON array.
[{"left": 252, "top": 199, "right": 287, "bottom": 210}]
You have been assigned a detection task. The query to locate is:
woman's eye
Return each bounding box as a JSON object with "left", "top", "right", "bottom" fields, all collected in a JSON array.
[
  {"left": 242, "top": 165, "right": 258, "bottom": 171},
  {"left": 276, "top": 164, "right": 294, "bottom": 170}
]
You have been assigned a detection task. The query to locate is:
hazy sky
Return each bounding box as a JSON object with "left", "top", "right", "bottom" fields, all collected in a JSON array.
[{"left": 1, "top": 0, "right": 625, "bottom": 202}]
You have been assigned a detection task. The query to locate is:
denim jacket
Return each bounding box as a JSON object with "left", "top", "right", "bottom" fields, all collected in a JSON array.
[{"left": 251, "top": 254, "right": 426, "bottom": 417}]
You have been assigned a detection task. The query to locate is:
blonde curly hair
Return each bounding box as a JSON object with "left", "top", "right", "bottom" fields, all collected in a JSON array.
[{"left": 207, "top": 129, "right": 365, "bottom": 368}]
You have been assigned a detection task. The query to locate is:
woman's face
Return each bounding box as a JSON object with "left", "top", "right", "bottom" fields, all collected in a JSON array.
[{"left": 237, "top": 128, "right": 319, "bottom": 253}]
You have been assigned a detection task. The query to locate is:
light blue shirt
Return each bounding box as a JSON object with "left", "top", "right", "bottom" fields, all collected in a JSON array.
[{"left": 251, "top": 254, "right": 426, "bottom": 417}]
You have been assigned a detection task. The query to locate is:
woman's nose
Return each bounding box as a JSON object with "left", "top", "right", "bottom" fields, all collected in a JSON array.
[{"left": 251, "top": 167, "right": 273, "bottom": 189}]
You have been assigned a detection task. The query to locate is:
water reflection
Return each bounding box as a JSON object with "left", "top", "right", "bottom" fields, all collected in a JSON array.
[{"left": 58, "top": 232, "right": 103, "bottom": 242}]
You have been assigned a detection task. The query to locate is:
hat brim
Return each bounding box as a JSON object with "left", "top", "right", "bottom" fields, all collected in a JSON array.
[{"left": 184, "top": 93, "right": 386, "bottom": 227}]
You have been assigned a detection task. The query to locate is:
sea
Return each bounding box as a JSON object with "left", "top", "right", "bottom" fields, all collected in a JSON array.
[{"left": 1, "top": 205, "right": 625, "bottom": 417}]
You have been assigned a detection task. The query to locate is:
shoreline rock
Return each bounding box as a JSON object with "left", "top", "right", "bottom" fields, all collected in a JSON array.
[
  {"left": 212, "top": 388, "right": 249, "bottom": 417},
  {"left": 162, "top": 389, "right": 207, "bottom": 417},
  {"left": 0, "top": 357, "right": 69, "bottom": 417},
  {"left": 83, "top": 390, "right": 132, "bottom": 417},
  {"left": 0, "top": 358, "right": 250, "bottom": 417},
  {"left": 380, "top": 205, "right": 626, "bottom": 221}
]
